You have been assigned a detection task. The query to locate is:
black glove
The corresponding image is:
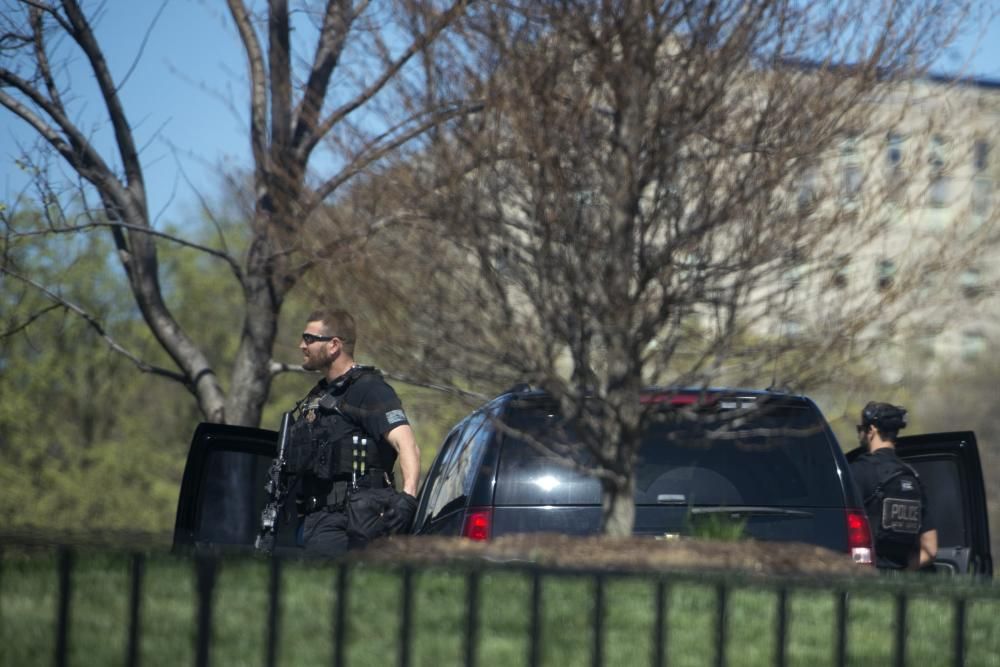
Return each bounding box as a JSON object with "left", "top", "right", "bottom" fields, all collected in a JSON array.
[
  {"left": 384, "top": 492, "right": 418, "bottom": 534},
  {"left": 346, "top": 489, "right": 418, "bottom": 549}
]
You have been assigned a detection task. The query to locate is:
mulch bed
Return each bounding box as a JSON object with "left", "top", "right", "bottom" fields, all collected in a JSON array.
[{"left": 353, "top": 533, "right": 874, "bottom": 578}]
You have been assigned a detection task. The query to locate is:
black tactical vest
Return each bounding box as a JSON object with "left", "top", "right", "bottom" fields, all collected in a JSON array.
[
  {"left": 286, "top": 366, "right": 385, "bottom": 480},
  {"left": 864, "top": 458, "right": 924, "bottom": 549}
]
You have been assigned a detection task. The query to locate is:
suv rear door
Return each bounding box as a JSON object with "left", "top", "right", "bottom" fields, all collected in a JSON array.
[
  {"left": 895, "top": 432, "right": 992, "bottom": 576},
  {"left": 173, "top": 423, "right": 296, "bottom": 553},
  {"left": 491, "top": 398, "right": 859, "bottom": 554}
]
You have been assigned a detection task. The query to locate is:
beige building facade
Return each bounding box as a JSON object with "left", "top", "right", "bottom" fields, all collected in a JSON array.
[{"left": 776, "top": 74, "right": 1000, "bottom": 382}]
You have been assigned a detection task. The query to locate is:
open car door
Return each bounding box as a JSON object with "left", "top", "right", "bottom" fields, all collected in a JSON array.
[
  {"left": 849, "top": 432, "right": 991, "bottom": 576},
  {"left": 173, "top": 423, "right": 300, "bottom": 554},
  {"left": 896, "top": 432, "right": 992, "bottom": 576}
]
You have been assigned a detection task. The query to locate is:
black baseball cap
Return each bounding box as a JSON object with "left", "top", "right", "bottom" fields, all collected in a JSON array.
[{"left": 860, "top": 401, "right": 907, "bottom": 432}]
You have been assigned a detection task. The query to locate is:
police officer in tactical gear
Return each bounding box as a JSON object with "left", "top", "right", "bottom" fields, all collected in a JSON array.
[
  {"left": 289, "top": 309, "right": 420, "bottom": 556},
  {"left": 850, "top": 401, "right": 938, "bottom": 571}
]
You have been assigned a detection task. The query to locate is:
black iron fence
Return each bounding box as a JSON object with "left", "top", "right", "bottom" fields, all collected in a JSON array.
[{"left": 4, "top": 543, "right": 1000, "bottom": 667}]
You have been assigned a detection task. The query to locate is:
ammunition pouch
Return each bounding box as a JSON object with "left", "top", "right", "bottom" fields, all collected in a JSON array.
[{"left": 286, "top": 423, "right": 364, "bottom": 480}]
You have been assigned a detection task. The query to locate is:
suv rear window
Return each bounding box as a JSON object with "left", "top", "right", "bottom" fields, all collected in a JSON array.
[{"left": 495, "top": 402, "right": 845, "bottom": 508}]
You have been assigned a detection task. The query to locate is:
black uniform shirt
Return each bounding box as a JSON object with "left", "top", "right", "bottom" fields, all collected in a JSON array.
[
  {"left": 330, "top": 369, "right": 410, "bottom": 444},
  {"left": 851, "top": 447, "right": 934, "bottom": 569}
]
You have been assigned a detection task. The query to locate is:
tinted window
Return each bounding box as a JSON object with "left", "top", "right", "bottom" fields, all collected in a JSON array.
[
  {"left": 496, "top": 404, "right": 845, "bottom": 508},
  {"left": 495, "top": 409, "right": 599, "bottom": 506},
  {"left": 906, "top": 455, "right": 966, "bottom": 547},
  {"left": 422, "top": 411, "right": 492, "bottom": 520},
  {"left": 195, "top": 448, "right": 297, "bottom": 548},
  {"left": 413, "top": 429, "right": 461, "bottom": 528}
]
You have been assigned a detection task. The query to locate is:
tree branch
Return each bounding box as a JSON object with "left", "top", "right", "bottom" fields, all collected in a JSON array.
[
  {"left": 297, "top": 0, "right": 470, "bottom": 163},
  {"left": 5, "top": 218, "right": 245, "bottom": 280},
  {"left": 0, "top": 75, "right": 130, "bottom": 207},
  {"left": 312, "top": 99, "right": 482, "bottom": 203},
  {"left": 1, "top": 267, "right": 190, "bottom": 384},
  {"left": 226, "top": 0, "right": 270, "bottom": 180},
  {"left": 291, "top": 0, "right": 360, "bottom": 153},
  {"left": 61, "top": 0, "right": 146, "bottom": 198}
]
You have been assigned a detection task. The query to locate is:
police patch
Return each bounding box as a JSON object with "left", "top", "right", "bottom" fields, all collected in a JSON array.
[{"left": 386, "top": 409, "right": 407, "bottom": 425}]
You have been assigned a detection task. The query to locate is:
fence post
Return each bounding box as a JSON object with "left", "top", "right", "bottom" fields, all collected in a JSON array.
[
  {"left": 835, "top": 590, "right": 848, "bottom": 667},
  {"left": 194, "top": 556, "right": 217, "bottom": 667},
  {"left": 953, "top": 597, "right": 966, "bottom": 667},
  {"left": 652, "top": 580, "right": 669, "bottom": 667},
  {"left": 592, "top": 574, "right": 605, "bottom": 667},
  {"left": 465, "top": 570, "right": 480, "bottom": 667},
  {"left": 334, "top": 565, "right": 349, "bottom": 667},
  {"left": 55, "top": 547, "right": 73, "bottom": 667},
  {"left": 894, "top": 591, "right": 907, "bottom": 667},
  {"left": 125, "top": 553, "right": 145, "bottom": 667},
  {"left": 528, "top": 570, "right": 542, "bottom": 667},
  {"left": 399, "top": 567, "right": 413, "bottom": 667},
  {"left": 265, "top": 557, "right": 282, "bottom": 667},
  {"left": 715, "top": 583, "right": 728, "bottom": 667},
  {"left": 775, "top": 587, "right": 788, "bottom": 667}
]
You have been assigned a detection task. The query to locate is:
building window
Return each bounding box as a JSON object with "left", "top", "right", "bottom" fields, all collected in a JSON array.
[
  {"left": 783, "top": 319, "right": 803, "bottom": 339},
  {"left": 961, "top": 330, "right": 986, "bottom": 361},
  {"left": 797, "top": 167, "right": 817, "bottom": 213},
  {"left": 961, "top": 267, "right": 983, "bottom": 299},
  {"left": 929, "top": 174, "right": 950, "bottom": 208},
  {"left": 831, "top": 254, "right": 850, "bottom": 288},
  {"left": 841, "top": 133, "right": 862, "bottom": 202},
  {"left": 877, "top": 258, "right": 895, "bottom": 290},
  {"left": 885, "top": 132, "right": 905, "bottom": 200},
  {"left": 842, "top": 164, "right": 863, "bottom": 201},
  {"left": 929, "top": 134, "right": 947, "bottom": 171},
  {"left": 918, "top": 332, "right": 937, "bottom": 359},
  {"left": 974, "top": 139, "right": 990, "bottom": 173},
  {"left": 972, "top": 178, "right": 992, "bottom": 219},
  {"left": 783, "top": 249, "right": 805, "bottom": 288},
  {"left": 887, "top": 132, "right": 904, "bottom": 168}
]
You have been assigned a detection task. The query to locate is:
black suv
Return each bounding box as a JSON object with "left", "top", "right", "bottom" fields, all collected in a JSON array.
[
  {"left": 412, "top": 387, "right": 990, "bottom": 573},
  {"left": 173, "top": 387, "right": 991, "bottom": 574},
  {"left": 414, "top": 388, "right": 873, "bottom": 558}
]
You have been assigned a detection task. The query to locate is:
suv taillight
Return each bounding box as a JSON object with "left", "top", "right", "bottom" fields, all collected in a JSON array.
[
  {"left": 846, "top": 509, "right": 874, "bottom": 565},
  {"left": 462, "top": 507, "right": 493, "bottom": 541}
]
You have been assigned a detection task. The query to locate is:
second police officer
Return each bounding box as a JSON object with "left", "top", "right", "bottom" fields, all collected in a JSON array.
[
  {"left": 850, "top": 401, "right": 938, "bottom": 571},
  {"left": 286, "top": 309, "right": 420, "bottom": 556}
]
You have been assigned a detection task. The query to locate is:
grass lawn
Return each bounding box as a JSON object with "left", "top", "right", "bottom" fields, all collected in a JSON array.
[{"left": 2, "top": 549, "right": 999, "bottom": 666}]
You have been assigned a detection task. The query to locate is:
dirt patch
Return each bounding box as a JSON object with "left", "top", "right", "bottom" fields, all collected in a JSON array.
[{"left": 354, "top": 534, "right": 874, "bottom": 578}]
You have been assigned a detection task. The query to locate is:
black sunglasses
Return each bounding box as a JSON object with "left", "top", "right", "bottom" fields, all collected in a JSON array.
[
  {"left": 301, "top": 332, "right": 339, "bottom": 345},
  {"left": 856, "top": 424, "right": 868, "bottom": 433}
]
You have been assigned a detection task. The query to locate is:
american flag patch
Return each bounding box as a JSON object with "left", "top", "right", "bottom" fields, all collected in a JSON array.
[{"left": 386, "top": 409, "right": 407, "bottom": 425}]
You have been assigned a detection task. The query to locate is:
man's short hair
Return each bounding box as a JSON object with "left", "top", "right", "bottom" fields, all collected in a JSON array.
[{"left": 307, "top": 309, "right": 357, "bottom": 355}]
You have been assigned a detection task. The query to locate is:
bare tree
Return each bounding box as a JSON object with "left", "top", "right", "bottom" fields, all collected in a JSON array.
[
  {"left": 0, "top": 0, "right": 472, "bottom": 427},
  {"left": 377, "top": 0, "right": 983, "bottom": 535}
]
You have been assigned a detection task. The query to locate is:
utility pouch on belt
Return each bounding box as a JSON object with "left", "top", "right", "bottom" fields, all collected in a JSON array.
[{"left": 346, "top": 488, "right": 418, "bottom": 549}]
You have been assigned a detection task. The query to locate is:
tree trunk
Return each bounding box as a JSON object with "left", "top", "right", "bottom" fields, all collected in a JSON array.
[
  {"left": 598, "top": 330, "right": 644, "bottom": 536},
  {"left": 600, "top": 475, "right": 636, "bottom": 537}
]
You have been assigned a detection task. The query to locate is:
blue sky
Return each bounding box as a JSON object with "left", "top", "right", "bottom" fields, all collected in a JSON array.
[
  {"left": 1, "top": 0, "right": 247, "bottom": 225},
  {"left": 2, "top": 0, "right": 999, "bottom": 227}
]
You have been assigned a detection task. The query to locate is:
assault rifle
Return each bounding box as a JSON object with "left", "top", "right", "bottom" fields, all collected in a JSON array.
[{"left": 254, "top": 411, "right": 294, "bottom": 554}]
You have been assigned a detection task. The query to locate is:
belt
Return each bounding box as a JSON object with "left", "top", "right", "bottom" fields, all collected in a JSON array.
[{"left": 299, "top": 471, "right": 395, "bottom": 514}]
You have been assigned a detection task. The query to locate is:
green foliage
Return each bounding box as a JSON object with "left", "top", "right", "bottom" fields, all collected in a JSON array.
[
  {"left": 0, "top": 203, "right": 474, "bottom": 536},
  {"left": 687, "top": 513, "right": 748, "bottom": 542}
]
